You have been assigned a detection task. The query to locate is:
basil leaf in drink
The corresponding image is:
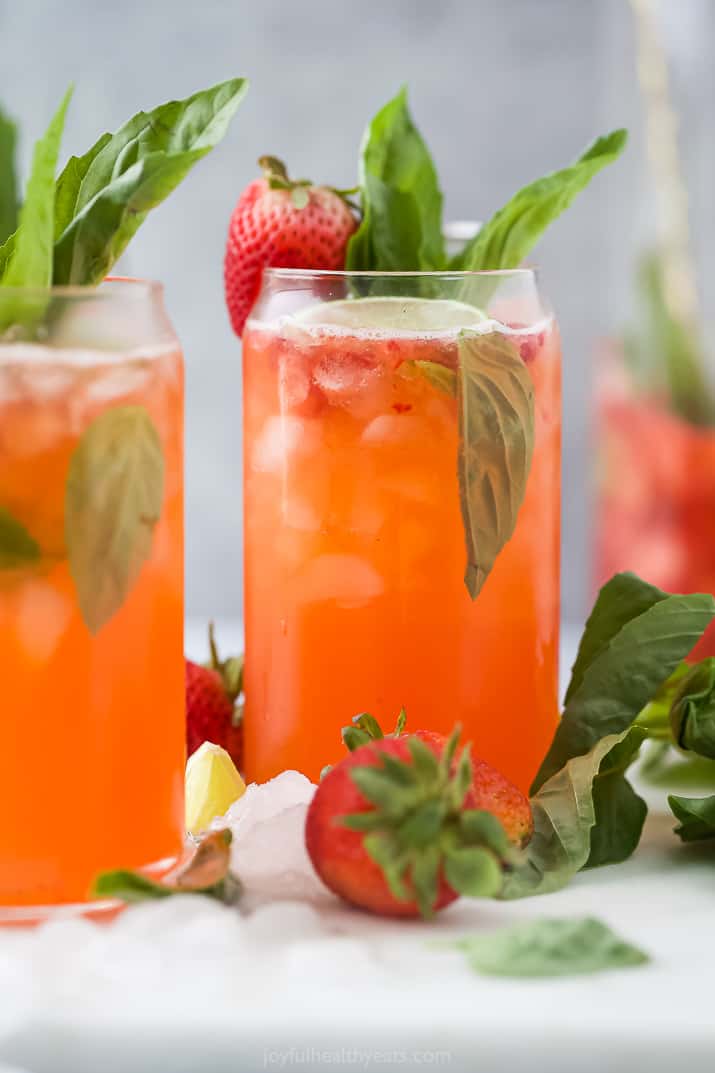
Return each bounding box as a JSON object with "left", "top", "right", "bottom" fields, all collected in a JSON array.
[
  {"left": 457, "top": 330, "right": 534, "bottom": 599},
  {"left": 346, "top": 86, "right": 445, "bottom": 273},
  {"left": 449, "top": 917, "right": 649, "bottom": 978},
  {"left": 532, "top": 577, "right": 715, "bottom": 792},
  {"left": 1, "top": 86, "right": 72, "bottom": 289},
  {"left": 405, "top": 359, "right": 457, "bottom": 397},
  {"left": 0, "top": 105, "right": 18, "bottom": 244},
  {"left": 669, "top": 793, "right": 715, "bottom": 842},
  {"left": 0, "top": 506, "right": 41, "bottom": 569},
  {"left": 453, "top": 129, "right": 627, "bottom": 272},
  {"left": 53, "top": 78, "right": 248, "bottom": 284},
  {"left": 65, "top": 405, "right": 165, "bottom": 634}
]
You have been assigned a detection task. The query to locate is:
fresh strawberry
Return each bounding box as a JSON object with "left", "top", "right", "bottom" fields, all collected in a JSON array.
[
  {"left": 306, "top": 727, "right": 514, "bottom": 918},
  {"left": 341, "top": 712, "right": 533, "bottom": 847},
  {"left": 224, "top": 155, "right": 357, "bottom": 336},
  {"left": 186, "top": 625, "right": 244, "bottom": 770}
]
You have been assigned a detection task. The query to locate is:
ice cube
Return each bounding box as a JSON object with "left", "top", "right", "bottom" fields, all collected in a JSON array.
[
  {"left": 251, "top": 416, "right": 322, "bottom": 473},
  {"left": 84, "top": 361, "right": 151, "bottom": 403},
  {"left": 281, "top": 495, "right": 322, "bottom": 531},
  {"left": 16, "top": 578, "right": 72, "bottom": 661},
  {"left": 313, "top": 351, "right": 390, "bottom": 418},
  {"left": 295, "top": 553, "right": 384, "bottom": 607},
  {"left": 211, "top": 772, "right": 329, "bottom": 903},
  {"left": 361, "top": 414, "right": 432, "bottom": 448},
  {"left": 278, "top": 353, "right": 313, "bottom": 413}
]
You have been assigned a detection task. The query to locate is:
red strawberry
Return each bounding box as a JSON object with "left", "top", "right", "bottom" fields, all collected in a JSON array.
[
  {"left": 341, "top": 712, "right": 533, "bottom": 847},
  {"left": 224, "top": 155, "right": 357, "bottom": 336},
  {"left": 186, "top": 625, "right": 244, "bottom": 770},
  {"left": 306, "top": 727, "right": 515, "bottom": 918}
]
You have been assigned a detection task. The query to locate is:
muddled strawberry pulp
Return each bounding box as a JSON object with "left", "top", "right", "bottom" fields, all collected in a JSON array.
[{"left": 243, "top": 305, "right": 561, "bottom": 791}]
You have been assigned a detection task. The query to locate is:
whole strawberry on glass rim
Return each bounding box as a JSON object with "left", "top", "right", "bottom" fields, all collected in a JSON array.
[{"left": 224, "top": 155, "right": 357, "bottom": 336}]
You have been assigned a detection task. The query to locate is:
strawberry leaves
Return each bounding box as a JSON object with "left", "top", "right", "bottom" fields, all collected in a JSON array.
[{"left": 342, "top": 729, "right": 510, "bottom": 916}]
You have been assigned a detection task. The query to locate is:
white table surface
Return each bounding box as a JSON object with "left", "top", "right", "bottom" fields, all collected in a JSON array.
[{"left": 0, "top": 622, "right": 712, "bottom": 1073}]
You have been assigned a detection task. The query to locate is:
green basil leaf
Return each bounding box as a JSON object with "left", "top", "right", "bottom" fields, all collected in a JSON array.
[
  {"left": 53, "top": 131, "right": 112, "bottom": 240},
  {"left": 453, "top": 128, "right": 627, "bottom": 271},
  {"left": 457, "top": 330, "right": 535, "bottom": 599},
  {"left": 1, "top": 86, "right": 72, "bottom": 289},
  {"left": 669, "top": 793, "right": 715, "bottom": 842},
  {"left": 450, "top": 917, "right": 649, "bottom": 978},
  {"left": 407, "top": 359, "right": 457, "bottom": 396},
  {"left": 65, "top": 405, "right": 165, "bottom": 634},
  {"left": 532, "top": 577, "right": 715, "bottom": 792},
  {"left": 564, "top": 572, "right": 669, "bottom": 707},
  {"left": 346, "top": 86, "right": 445, "bottom": 273},
  {"left": 669, "top": 658, "right": 715, "bottom": 759},
  {"left": 53, "top": 78, "right": 248, "bottom": 284},
  {"left": 502, "top": 732, "right": 628, "bottom": 899},
  {"left": 93, "top": 830, "right": 242, "bottom": 905},
  {"left": 584, "top": 727, "right": 647, "bottom": 868},
  {"left": 0, "top": 506, "right": 41, "bottom": 569},
  {"left": 0, "top": 105, "right": 18, "bottom": 245},
  {"left": 632, "top": 252, "right": 714, "bottom": 426}
]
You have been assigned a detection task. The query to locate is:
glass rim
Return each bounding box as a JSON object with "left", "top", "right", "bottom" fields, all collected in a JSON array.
[
  {"left": 0, "top": 276, "right": 163, "bottom": 299},
  {"left": 263, "top": 266, "right": 539, "bottom": 281}
]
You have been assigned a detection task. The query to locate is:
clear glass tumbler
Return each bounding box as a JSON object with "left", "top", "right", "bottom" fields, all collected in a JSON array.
[
  {"left": 242, "top": 270, "right": 560, "bottom": 791},
  {"left": 0, "top": 279, "right": 184, "bottom": 921}
]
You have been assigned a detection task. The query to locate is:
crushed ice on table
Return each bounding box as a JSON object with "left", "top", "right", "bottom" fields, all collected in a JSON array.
[{"left": 211, "top": 770, "right": 331, "bottom": 904}]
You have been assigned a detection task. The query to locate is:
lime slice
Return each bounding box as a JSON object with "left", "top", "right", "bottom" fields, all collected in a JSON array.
[
  {"left": 185, "top": 742, "right": 246, "bottom": 835},
  {"left": 293, "top": 296, "right": 488, "bottom": 335}
]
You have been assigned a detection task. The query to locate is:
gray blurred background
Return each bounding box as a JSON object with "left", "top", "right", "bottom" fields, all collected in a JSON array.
[{"left": 1, "top": 0, "right": 713, "bottom": 622}]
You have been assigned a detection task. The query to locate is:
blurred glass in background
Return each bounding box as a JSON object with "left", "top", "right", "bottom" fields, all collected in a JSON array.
[{"left": 593, "top": 0, "right": 715, "bottom": 653}]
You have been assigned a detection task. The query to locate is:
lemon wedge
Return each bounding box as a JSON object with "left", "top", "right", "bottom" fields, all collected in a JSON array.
[{"left": 185, "top": 742, "right": 246, "bottom": 835}]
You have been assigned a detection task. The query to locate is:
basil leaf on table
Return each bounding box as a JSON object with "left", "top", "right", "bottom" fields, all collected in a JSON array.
[
  {"left": 53, "top": 78, "right": 248, "bottom": 284},
  {"left": 502, "top": 731, "right": 634, "bottom": 899},
  {"left": 669, "top": 794, "right": 715, "bottom": 843},
  {"left": 450, "top": 917, "right": 649, "bottom": 978},
  {"left": 93, "top": 830, "right": 242, "bottom": 906},
  {"left": 0, "top": 104, "right": 18, "bottom": 244},
  {"left": 65, "top": 405, "right": 165, "bottom": 634},
  {"left": 452, "top": 128, "right": 627, "bottom": 271},
  {"left": 457, "top": 330, "right": 534, "bottom": 599},
  {"left": 346, "top": 85, "right": 445, "bottom": 273},
  {"left": 533, "top": 574, "right": 715, "bottom": 792},
  {"left": 669, "top": 658, "right": 715, "bottom": 759},
  {"left": 584, "top": 727, "right": 647, "bottom": 869}
]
